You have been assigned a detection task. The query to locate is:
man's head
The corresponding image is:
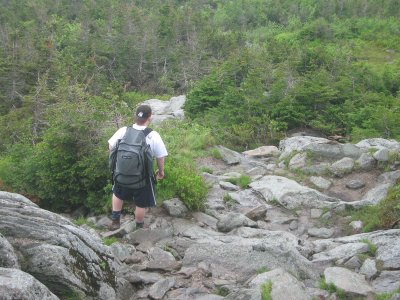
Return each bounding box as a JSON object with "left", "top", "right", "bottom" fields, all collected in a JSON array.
[{"left": 135, "top": 105, "right": 152, "bottom": 125}]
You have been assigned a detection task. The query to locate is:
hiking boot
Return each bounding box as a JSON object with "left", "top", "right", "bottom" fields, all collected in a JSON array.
[{"left": 108, "top": 218, "right": 120, "bottom": 231}]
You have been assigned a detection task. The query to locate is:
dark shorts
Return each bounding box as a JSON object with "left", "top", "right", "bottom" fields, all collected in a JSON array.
[{"left": 113, "top": 182, "right": 156, "bottom": 208}]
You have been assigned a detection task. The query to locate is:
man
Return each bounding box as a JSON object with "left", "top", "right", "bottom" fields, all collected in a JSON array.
[{"left": 108, "top": 104, "right": 167, "bottom": 230}]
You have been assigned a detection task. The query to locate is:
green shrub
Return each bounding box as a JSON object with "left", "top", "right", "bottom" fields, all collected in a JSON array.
[
  {"left": 157, "top": 162, "right": 207, "bottom": 211},
  {"left": 154, "top": 120, "right": 212, "bottom": 211},
  {"left": 210, "top": 148, "right": 222, "bottom": 160},
  {"left": 158, "top": 120, "right": 215, "bottom": 159}
]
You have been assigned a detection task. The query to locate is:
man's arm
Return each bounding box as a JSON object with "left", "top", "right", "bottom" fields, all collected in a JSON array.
[{"left": 156, "top": 157, "right": 165, "bottom": 180}]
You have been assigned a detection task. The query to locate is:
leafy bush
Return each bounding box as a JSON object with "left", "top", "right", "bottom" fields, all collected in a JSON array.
[
  {"left": 157, "top": 162, "right": 207, "bottom": 211},
  {"left": 154, "top": 120, "right": 212, "bottom": 211}
]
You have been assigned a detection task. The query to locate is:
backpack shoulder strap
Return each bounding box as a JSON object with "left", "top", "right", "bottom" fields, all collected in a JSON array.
[{"left": 143, "top": 127, "right": 153, "bottom": 137}]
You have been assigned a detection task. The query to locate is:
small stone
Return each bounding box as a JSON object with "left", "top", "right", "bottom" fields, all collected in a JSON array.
[
  {"left": 330, "top": 157, "right": 355, "bottom": 177},
  {"left": 343, "top": 256, "right": 362, "bottom": 269},
  {"left": 349, "top": 220, "right": 363, "bottom": 233},
  {"left": 308, "top": 227, "right": 334, "bottom": 239},
  {"left": 124, "top": 252, "right": 146, "bottom": 264},
  {"left": 289, "top": 153, "right": 307, "bottom": 170},
  {"left": 219, "top": 181, "right": 240, "bottom": 191},
  {"left": 346, "top": 180, "right": 366, "bottom": 189},
  {"left": 148, "top": 278, "right": 175, "bottom": 299},
  {"left": 162, "top": 198, "right": 188, "bottom": 217},
  {"left": 373, "top": 148, "right": 390, "bottom": 162},
  {"left": 310, "top": 176, "right": 332, "bottom": 190},
  {"left": 244, "top": 205, "right": 268, "bottom": 221},
  {"left": 360, "top": 258, "right": 377, "bottom": 280},
  {"left": 321, "top": 211, "right": 332, "bottom": 220},
  {"left": 289, "top": 220, "right": 299, "bottom": 230},
  {"left": 310, "top": 209, "right": 323, "bottom": 219},
  {"left": 96, "top": 216, "right": 112, "bottom": 228},
  {"left": 356, "top": 153, "right": 376, "bottom": 171}
]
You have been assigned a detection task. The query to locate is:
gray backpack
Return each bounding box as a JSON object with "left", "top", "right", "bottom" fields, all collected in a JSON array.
[{"left": 109, "top": 127, "right": 153, "bottom": 189}]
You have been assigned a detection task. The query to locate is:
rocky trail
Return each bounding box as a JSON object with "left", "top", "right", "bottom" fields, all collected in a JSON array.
[
  {"left": 1, "top": 96, "right": 400, "bottom": 299},
  {"left": 96, "top": 136, "right": 400, "bottom": 300}
]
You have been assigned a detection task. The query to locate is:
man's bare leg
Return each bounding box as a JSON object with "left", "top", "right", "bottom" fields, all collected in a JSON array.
[
  {"left": 112, "top": 194, "right": 123, "bottom": 211},
  {"left": 135, "top": 206, "right": 145, "bottom": 223}
]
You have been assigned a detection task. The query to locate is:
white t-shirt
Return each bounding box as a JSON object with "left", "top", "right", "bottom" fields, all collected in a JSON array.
[{"left": 108, "top": 124, "right": 168, "bottom": 158}]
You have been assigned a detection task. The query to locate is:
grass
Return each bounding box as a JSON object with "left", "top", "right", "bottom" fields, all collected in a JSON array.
[
  {"left": 200, "top": 166, "right": 214, "bottom": 174},
  {"left": 73, "top": 216, "right": 88, "bottom": 226},
  {"left": 73, "top": 216, "right": 96, "bottom": 228},
  {"left": 210, "top": 147, "right": 222, "bottom": 159},
  {"left": 269, "top": 198, "right": 281, "bottom": 206},
  {"left": 59, "top": 290, "right": 85, "bottom": 300},
  {"left": 346, "top": 180, "right": 400, "bottom": 232},
  {"left": 319, "top": 278, "right": 346, "bottom": 300},
  {"left": 376, "top": 288, "right": 400, "bottom": 300},
  {"left": 214, "top": 286, "right": 229, "bottom": 297},
  {"left": 279, "top": 151, "right": 298, "bottom": 168},
  {"left": 256, "top": 267, "right": 269, "bottom": 274},
  {"left": 223, "top": 193, "right": 237, "bottom": 207},
  {"left": 360, "top": 238, "right": 377, "bottom": 257},
  {"left": 260, "top": 281, "right": 273, "bottom": 300},
  {"left": 102, "top": 236, "right": 118, "bottom": 246},
  {"left": 226, "top": 174, "right": 251, "bottom": 188},
  {"left": 347, "top": 205, "right": 381, "bottom": 232}
]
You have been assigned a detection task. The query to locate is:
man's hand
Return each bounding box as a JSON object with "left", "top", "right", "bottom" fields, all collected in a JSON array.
[{"left": 156, "top": 169, "right": 164, "bottom": 180}]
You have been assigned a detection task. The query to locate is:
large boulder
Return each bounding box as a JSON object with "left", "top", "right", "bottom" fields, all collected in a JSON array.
[
  {"left": 182, "top": 229, "right": 319, "bottom": 282},
  {"left": 216, "top": 212, "right": 258, "bottom": 232},
  {"left": 0, "top": 233, "right": 19, "bottom": 268},
  {"left": 249, "top": 175, "right": 343, "bottom": 209},
  {"left": 0, "top": 267, "right": 59, "bottom": 300},
  {"left": 142, "top": 95, "right": 186, "bottom": 124},
  {"left": 0, "top": 191, "right": 118, "bottom": 299},
  {"left": 279, "top": 136, "right": 330, "bottom": 159},
  {"left": 324, "top": 267, "right": 373, "bottom": 297},
  {"left": 303, "top": 142, "right": 363, "bottom": 160},
  {"left": 355, "top": 138, "right": 400, "bottom": 151},
  {"left": 279, "top": 136, "right": 363, "bottom": 160},
  {"left": 249, "top": 268, "right": 309, "bottom": 300},
  {"left": 312, "top": 230, "right": 400, "bottom": 271},
  {"left": 243, "top": 146, "right": 280, "bottom": 158}
]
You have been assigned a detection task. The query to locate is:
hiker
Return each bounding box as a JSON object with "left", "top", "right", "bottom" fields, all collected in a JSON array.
[{"left": 108, "top": 104, "right": 167, "bottom": 230}]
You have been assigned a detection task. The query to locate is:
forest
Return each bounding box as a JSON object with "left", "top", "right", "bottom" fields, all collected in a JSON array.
[{"left": 0, "top": 0, "right": 399, "bottom": 213}]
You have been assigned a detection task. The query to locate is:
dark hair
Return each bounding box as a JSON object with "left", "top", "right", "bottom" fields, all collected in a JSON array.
[{"left": 135, "top": 105, "right": 152, "bottom": 124}]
